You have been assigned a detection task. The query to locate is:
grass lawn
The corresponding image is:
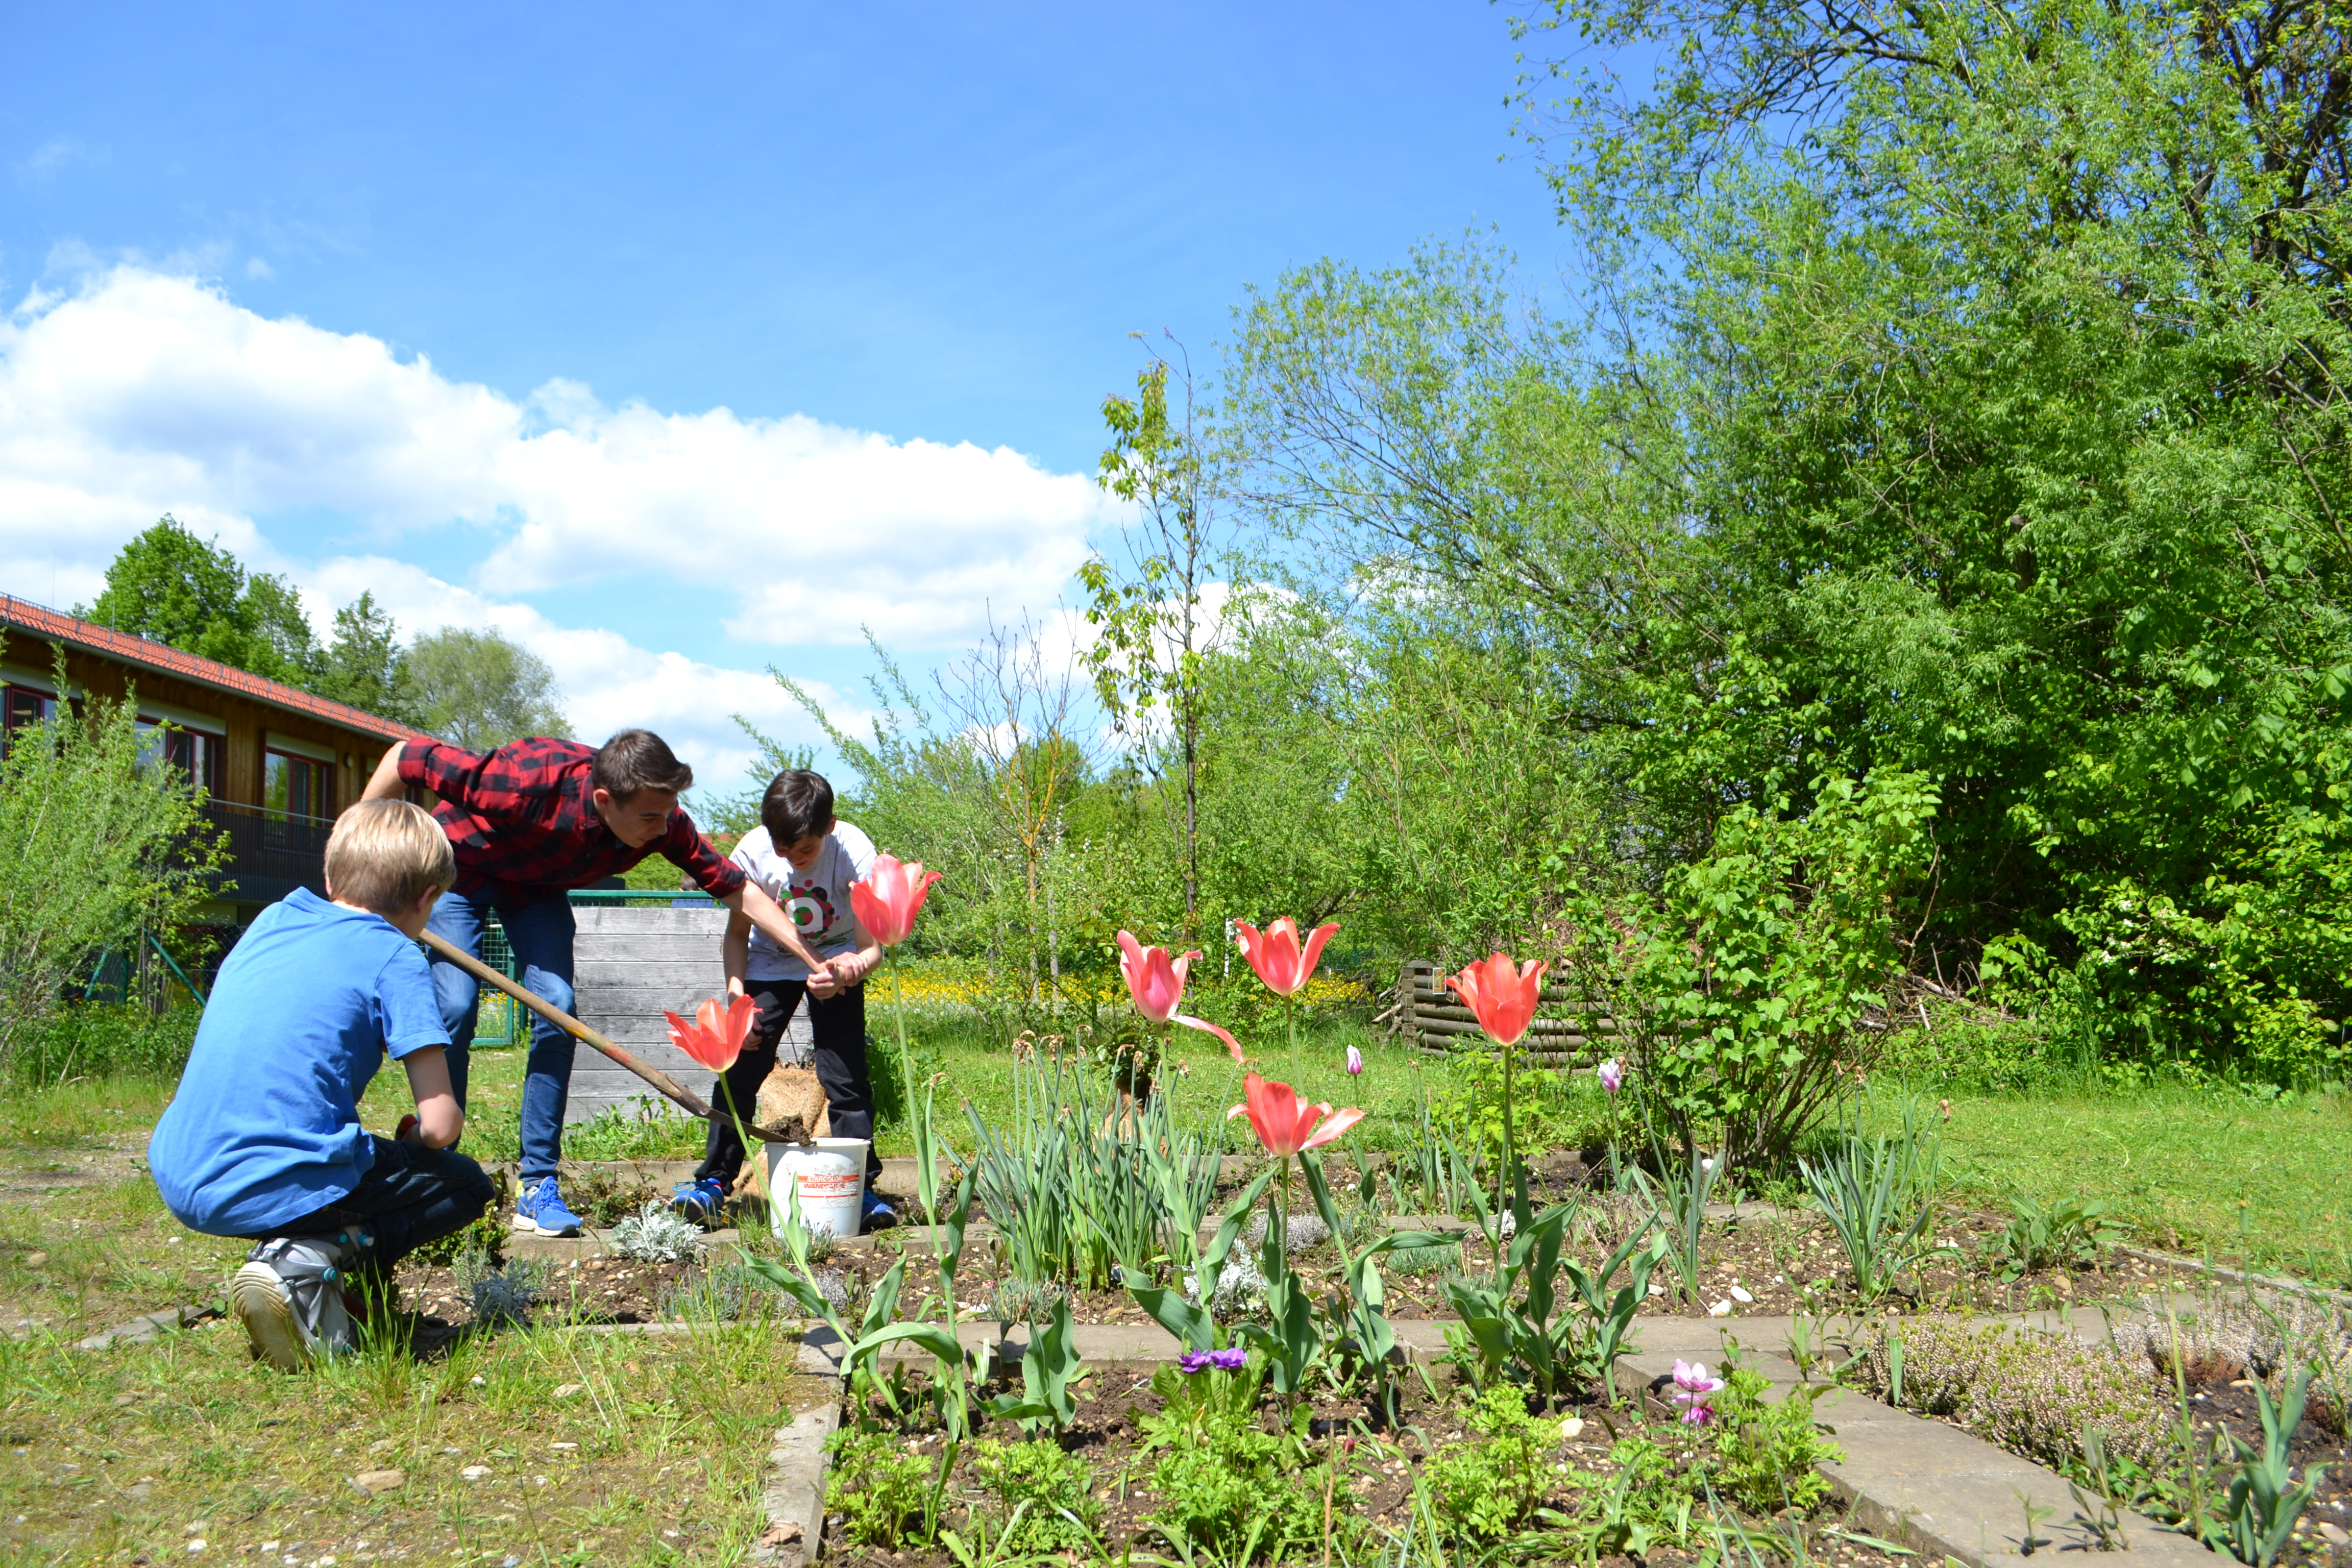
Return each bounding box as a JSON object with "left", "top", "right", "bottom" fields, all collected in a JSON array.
[{"left": 1915, "top": 1082, "right": 2352, "bottom": 1288}]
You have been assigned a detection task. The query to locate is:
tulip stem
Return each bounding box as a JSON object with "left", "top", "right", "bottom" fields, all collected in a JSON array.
[
  {"left": 1499, "top": 1036, "right": 1518, "bottom": 1228},
  {"left": 1284, "top": 992, "right": 1299, "bottom": 1088}
]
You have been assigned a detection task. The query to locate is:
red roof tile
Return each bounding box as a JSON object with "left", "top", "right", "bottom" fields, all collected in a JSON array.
[{"left": 0, "top": 593, "right": 430, "bottom": 745}]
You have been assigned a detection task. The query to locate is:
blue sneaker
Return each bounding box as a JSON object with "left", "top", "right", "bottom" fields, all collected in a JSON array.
[
  {"left": 860, "top": 1192, "right": 899, "bottom": 1233},
  {"left": 671, "top": 1177, "right": 727, "bottom": 1225},
  {"left": 512, "top": 1175, "right": 583, "bottom": 1238}
]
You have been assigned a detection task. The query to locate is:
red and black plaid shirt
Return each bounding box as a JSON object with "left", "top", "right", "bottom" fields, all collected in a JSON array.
[{"left": 398, "top": 737, "right": 746, "bottom": 906}]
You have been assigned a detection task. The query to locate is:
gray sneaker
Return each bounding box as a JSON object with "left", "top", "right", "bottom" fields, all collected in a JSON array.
[{"left": 231, "top": 1234, "right": 361, "bottom": 1370}]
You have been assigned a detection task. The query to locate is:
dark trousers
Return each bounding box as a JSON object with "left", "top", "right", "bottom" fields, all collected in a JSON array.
[
  {"left": 694, "top": 976, "right": 883, "bottom": 1187},
  {"left": 270, "top": 1137, "right": 495, "bottom": 1278}
]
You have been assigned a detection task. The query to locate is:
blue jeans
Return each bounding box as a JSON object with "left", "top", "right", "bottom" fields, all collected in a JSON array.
[{"left": 427, "top": 890, "right": 578, "bottom": 1182}]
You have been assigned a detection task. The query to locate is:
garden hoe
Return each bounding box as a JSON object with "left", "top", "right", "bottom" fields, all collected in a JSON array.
[{"left": 420, "top": 930, "right": 794, "bottom": 1142}]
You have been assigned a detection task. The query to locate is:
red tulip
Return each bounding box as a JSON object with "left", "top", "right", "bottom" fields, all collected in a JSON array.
[
  {"left": 1446, "top": 953, "right": 1548, "bottom": 1048},
  {"left": 666, "top": 992, "right": 757, "bottom": 1073},
  {"left": 1226, "top": 1072, "right": 1363, "bottom": 1158},
  {"left": 1233, "top": 917, "right": 1339, "bottom": 997},
  {"left": 1117, "top": 930, "right": 1200, "bottom": 1024},
  {"left": 850, "top": 852, "right": 942, "bottom": 947}
]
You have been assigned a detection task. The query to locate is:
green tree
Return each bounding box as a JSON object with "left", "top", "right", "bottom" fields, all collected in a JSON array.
[
  {"left": 403, "top": 627, "right": 571, "bottom": 750},
  {"left": 314, "top": 592, "right": 417, "bottom": 722},
  {"left": 0, "top": 648, "right": 228, "bottom": 1060},
  {"left": 82, "top": 515, "right": 325, "bottom": 688},
  {"left": 1084, "top": 346, "right": 1238, "bottom": 938}
]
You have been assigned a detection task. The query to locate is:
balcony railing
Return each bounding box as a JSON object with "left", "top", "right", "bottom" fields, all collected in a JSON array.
[{"left": 200, "top": 799, "right": 336, "bottom": 905}]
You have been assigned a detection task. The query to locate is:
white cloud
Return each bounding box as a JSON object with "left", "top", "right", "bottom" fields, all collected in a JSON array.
[
  {"left": 13, "top": 137, "right": 107, "bottom": 188},
  {"left": 0, "top": 264, "right": 1105, "bottom": 648},
  {"left": 303, "top": 556, "right": 866, "bottom": 794},
  {"left": 0, "top": 263, "right": 1096, "bottom": 788}
]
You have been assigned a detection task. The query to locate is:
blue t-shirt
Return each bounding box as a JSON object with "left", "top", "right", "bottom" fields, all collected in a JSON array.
[{"left": 149, "top": 888, "right": 450, "bottom": 1236}]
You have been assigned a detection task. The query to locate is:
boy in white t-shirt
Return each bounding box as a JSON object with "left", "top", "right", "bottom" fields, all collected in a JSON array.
[{"left": 671, "top": 769, "right": 894, "bottom": 1229}]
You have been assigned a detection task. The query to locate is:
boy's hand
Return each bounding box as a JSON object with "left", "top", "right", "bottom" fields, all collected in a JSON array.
[
  {"left": 804, "top": 965, "right": 842, "bottom": 999},
  {"left": 395, "top": 1113, "right": 421, "bottom": 1144}
]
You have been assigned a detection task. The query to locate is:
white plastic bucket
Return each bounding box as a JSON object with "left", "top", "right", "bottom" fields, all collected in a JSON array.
[{"left": 765, "top": 1137, "right": 869, "bottom": 1240}]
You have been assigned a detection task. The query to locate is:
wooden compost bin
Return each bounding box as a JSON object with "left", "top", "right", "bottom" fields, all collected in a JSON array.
[
  {"left": 1382, "top": 960, "right": 1618, "bottom": 1068},
  {"left": 566, "top": 902, "right": 813, "bottom": 1123}
]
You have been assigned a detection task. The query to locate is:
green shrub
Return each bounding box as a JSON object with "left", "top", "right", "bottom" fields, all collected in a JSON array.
[
  {"left": 1425, "top": 1384, "right": 1556, "bottom": 1542},
  {"left": 4, "top": 1002, "right": 202, "bottom": 1085},
  {"left": 823, "top": 1427, "right": 933, "bottom": 1548},
  {"left": 968, "top": 1438, "right": 1098, "bottom": 1551},
  {"left": 1860, "top": 1316, "right": 2174, "bottom": 1469},
  {"left": 1707, "top": 1368, "right": 1842, "bottom": 1514},
  {"left": 1144, "top": 1408, "right": 1361, "bottom": 1561}
]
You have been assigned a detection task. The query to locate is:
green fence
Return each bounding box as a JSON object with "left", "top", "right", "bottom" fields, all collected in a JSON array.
[{"left": 475, "top": 917, "right": 525, "bottom": 1048}]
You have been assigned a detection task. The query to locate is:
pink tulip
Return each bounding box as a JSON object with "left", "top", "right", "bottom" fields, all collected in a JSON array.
[
  {"left": 1117, "top": 930, "right": 1200, "bottom": 1024},
  {"left": 1234, "top": 918, "right": 1340, "bottom": 997},
  {"left": 666, "top": 993, "right": 757, "bottom": 1074},
  {"left": 1346, "top": 1044, "right": 1363, "bottom": 1076},
  {"left": 1227, "top": 1073, "right": 1363, "bottom": 1158},
  {"left": 1671, "top": 1359, "right": 1725, "bottom": 1425},
  {"left": 850, "top": 852, "right": 941, "bottom": 947},
  {"left": 1598, "top": 1058, "right": 1624, "bottom": 1094},
  {"left": 1445, "top": 953, "right": 1548, "bottom": 1047}
]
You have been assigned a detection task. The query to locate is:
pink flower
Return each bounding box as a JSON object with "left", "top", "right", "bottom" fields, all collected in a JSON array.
[
  {"left": 665, "top": 993, "right": 757, "bottom": 1073},
  {"left": 1598, "top": 1059, "right": 1624, "bottom": 1095},
  {"left": 849, "top": 852, "right": 941, "bottom": 947},
  {"left": 1227, "top": 1073, "right": 1363, "bottom": 1158},
  {"left": 1446, "top": 952, "right": 1548, "bottom": 1048},
  {"left": 1233, "top": 918, "right": 1340, "bottom": 997},
  {"left": 1346, "top": 1044, "right": 1363, "bottom": 1076},
  {"left": 1671, "top": 1359, "right": 1725, "bottom": 1425},
  {"left": 1117, "top": 930, "right": 1200, "bottom": 1024}
]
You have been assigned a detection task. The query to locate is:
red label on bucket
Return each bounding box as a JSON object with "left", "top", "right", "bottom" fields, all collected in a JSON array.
[{"left": 797, "top": 1173, "right": 862, "bottom": 1197}]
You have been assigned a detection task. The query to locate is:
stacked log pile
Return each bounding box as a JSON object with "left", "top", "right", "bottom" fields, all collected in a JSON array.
[{"left": 1375, "top": 961, "right": 1620, "bottom": 1068}]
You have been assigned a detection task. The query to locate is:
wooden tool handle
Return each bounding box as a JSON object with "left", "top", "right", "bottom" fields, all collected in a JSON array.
[{"left": 421, "top": 926, "right": 731, "bottom": 1128}]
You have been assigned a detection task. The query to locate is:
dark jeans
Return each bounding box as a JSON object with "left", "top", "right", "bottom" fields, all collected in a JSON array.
[
  {"left": 425, "top": 888, "right": 578, "bottom": 1182},
  {"left": 694, "top": 976, "right": 882, "bottom": 1187},
  {"left": 269, "top": 1137, "right": 495, "bottom": 1277}
]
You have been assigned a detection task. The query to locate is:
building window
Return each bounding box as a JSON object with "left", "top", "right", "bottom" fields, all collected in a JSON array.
[
  {"left": 137, "top": 719, "right": 221, "bottom": 796},
  {"left": 263, "top": 749, "right": 334, "bottom": 821},
  {"left": 1, "top": 685, "right": 58, "bottom": 759}
]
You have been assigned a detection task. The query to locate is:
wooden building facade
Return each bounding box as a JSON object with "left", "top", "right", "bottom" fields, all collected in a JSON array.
[{"left": 0, "top": 592, "right": 428, "bottom": 916}]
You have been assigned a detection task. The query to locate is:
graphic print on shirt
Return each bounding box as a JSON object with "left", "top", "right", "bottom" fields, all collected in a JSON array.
[{"left": 785, "top": 877, "right": 840, "bottom": 937}]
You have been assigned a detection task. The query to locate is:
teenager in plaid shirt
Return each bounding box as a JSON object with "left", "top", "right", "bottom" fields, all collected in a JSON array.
[{"left": 362, "top": 729, "right": 834, "bottom": 1236}]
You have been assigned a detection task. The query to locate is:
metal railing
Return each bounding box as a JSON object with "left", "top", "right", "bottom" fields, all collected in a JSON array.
[{"left": 199, "top": 799, "right": 337, "bottom": 904}]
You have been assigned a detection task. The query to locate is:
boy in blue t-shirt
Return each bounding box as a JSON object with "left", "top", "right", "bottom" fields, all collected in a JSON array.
[{"left": 149, "top": 799, "right": 494, "bottom": 1370}]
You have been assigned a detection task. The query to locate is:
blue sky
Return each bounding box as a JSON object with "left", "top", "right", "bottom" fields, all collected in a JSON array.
[{"left": 1, "top": 1, "right": 1574, "bottom": 786}]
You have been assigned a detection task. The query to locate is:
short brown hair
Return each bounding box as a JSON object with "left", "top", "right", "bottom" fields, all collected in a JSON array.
[
  {"left": 592, "top": 729, "right": 694, "bottom": 800},
  {"left": 325, "top": 799, "right": 455, "bottom": 913},
  {"left": 761, "top": 769, "right": 836, "bottom": 844}
]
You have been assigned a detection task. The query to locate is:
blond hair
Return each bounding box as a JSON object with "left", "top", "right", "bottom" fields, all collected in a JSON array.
[{"left": 325, "top": 798, "right": 455, "bottom": 914}]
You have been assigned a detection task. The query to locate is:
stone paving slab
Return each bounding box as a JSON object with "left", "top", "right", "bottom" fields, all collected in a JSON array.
[
  {"left": 749, "top": 1400, "right": 839, "bottom": 1568},
  {"left": 1613, "top": 1321, "right": 2217, "bottom": 1568}
]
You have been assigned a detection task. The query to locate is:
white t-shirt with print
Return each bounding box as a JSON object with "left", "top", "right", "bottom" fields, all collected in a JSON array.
[{"left": 731, "top": 821, "right": 878, "bottom": 983}]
